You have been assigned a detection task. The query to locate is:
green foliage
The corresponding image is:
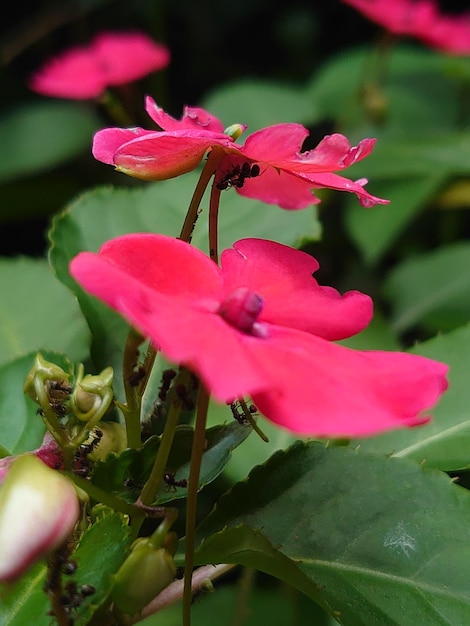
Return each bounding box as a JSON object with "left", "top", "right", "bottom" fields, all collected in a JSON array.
[
  {"left": 0, "top": 102, "right": 101, "bottom": 184},
  {"left": 194, "top": 441, "right": 470, "bottom": 625},
  {"left": 0, "top": 257, "right": 89, "bottom": 367}
]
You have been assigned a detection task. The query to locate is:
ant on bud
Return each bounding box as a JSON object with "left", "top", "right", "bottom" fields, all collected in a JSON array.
[
  {"left": 216, "top": 161, "right": 261, "bottom": 190},
  {"left": 73, "top": 428, "right": 103, "bottom": 478}
]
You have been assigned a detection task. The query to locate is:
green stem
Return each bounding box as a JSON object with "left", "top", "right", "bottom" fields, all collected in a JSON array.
[
  {"left": 98, "top": 89, "right": 136, "bottom": 126},
  {"left": 179, "top": 147, "right": 225, "bottom": 244},
  {"left": 121, "top": 329, "right": 146, "bottom": 450},
  {"left": 182, "top": 385, "right": 210, "bottom": 626},
  {"left": 138, "top": 368, "right": 191, "bottom": 507},
  {"left": 70, "top": 473, "right": 146, "bottom": 519},
  {"left": 238, "top": 398, "right": 269, "bottom": 443},
  {"left": 208, "top": 182, "right": 222, "bottom": 263}
]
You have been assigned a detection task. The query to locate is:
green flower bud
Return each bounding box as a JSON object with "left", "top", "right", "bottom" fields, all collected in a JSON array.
[
  {"left": 23, "top": 353, "right": 71, "bottom": 406},
  {"left": 70, "top": 365, "right": 114, "bottom": 422},
  {"left": 86, "top": 422, "right": 127, "bottom": 461},
  {"left": 223, "top": 123, "right": 246, "bottom": 140},
  {"left": 112, "top": 538, "right": 176, "bottom": 615}
]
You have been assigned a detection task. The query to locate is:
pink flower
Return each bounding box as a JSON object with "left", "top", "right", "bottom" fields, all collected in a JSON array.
[
  {"left": 69, "top": 234, "right": 448, "bottom": 437},
  {"left": 92, "top": 97, "right": 389, "bottom": 209},
  {"left": 342, "top": 0, "right": 470, "bottom": 55},
  {"left": 0, "top": 432, "right": 63, "bottom": 484},
  {"left": 29, "top": 31, "right": 170, "bottom": 100},
  {"left": 0, "top": 455, "right": 79, "bottom": 583}
]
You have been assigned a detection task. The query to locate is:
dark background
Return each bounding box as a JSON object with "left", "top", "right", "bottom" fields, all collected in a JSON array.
[{"left": 0, "top": 0, "right": 468, "bottom": 257}]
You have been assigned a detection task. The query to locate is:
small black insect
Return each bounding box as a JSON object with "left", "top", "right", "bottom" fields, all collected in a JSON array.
[
  {"left": 216, "top": 162, "right": 260, "bottom": 190},
  {"left": 164, "top": 472, "right": 188, "bottom": 491}
]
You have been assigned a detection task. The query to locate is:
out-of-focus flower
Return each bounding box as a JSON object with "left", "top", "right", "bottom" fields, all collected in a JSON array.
[
  {"left": 0, "top": 432, "right": 63, "bottom": 484},
  {"left": 29, "top": 31, "right": 170, "bottom": 100},
  {"left": 69, "top": 234, "right": 448, "bottom": 437},
  {"left": 92, "top": 97, "right": 388, "bottom": 209},
  {"left": 342, "top": 0, "right": 470, "bottom": 55},
  {"left": 0, "top": 454, "right": 79, "bottom": 583}
]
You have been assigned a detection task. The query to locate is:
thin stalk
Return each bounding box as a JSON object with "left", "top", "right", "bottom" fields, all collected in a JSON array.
[
  {"left": 179, "top": 147, "right": 225, "bottom": 243},
  {"left": 120, "top": 329, "right": 145, "bottom": 450},
  {"left": 138, "top": 368, "right": 192, "bottom": 507},
  {"left": 208, "top": 182, "right": 222, "bottom": 263},
  {"left": 182, "top": 385, "right": 210, "bottom": 626}
]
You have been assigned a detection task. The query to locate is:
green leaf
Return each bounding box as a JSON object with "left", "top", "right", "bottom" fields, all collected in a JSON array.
[
  {"left": 344, "top": 174, "right": 447, "bottom": 265},
  {"left": 307, "top": 44, "right": 463, "bottom": 136},
  {"left": 0, "top": 512, "right": 130, "bottom": 626},
  {"left": 0, "top": 256, "right": 89, "bottom": 367},
  {"left": 0, "top": 101, "right": 101, "bottom": 183},
  {"left": 0, "top": 351, "right": 73, "bottom": 454},
  {"left": 201, "top": 79, "right": 318, "bottom": 132},
  {"left": 92, "top": 420, "right": 252, "bottom": 504},
  {"left": 194, "top": 441, "right": 470, "bottom": 625},
  {"left": 49, "top": 173, "right": 319, "bottom": 398},
  {"left": 355, "top": 324, "right": 470, "bottom": 471},
  {"left": 384, "top": 241, "right": 470, "bottom": 334}
]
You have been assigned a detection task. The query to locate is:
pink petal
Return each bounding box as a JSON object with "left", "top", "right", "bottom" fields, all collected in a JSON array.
[
  {"left": 145, "top": 97, "right": 225, "bottom": 133},
  {"left": 235, "top": 167, "right": 322, "bottom": 209},
  {"left": 92, "top": 32, "right": 170, "bottom": 85},
  {"left": 113, "top": 130, "right": 235, "bottom": 180},
  {"left": 250, "top": 328, "right": 449, "bottom": 437},
  {"left": 28, "top": 47, "right": 106, "bottom": 99},
  {"left": 294, "top": 170, "right": 389, "bottom": 208},
  {"left": 92, "top": 127, "right": 156, "bottom": 164},
  {"left": 241, "top": 124, "right": 309, "bottom": 161},
  {"left": 221, "top": 239, "right": 373, "bottom": 340}
]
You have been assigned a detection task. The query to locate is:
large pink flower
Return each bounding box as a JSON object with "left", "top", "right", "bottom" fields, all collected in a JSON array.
[
  {"left": 69, "top": 234, "right": 448, "bottom": 437},
  {"left": 29, "top": 31, "right": 170, "bottom": 100},
  {"left": 342, "top": 0, "right": 470, "bottom": 55},
  {"left": 92, "top": 97, "right": 388, "bottom": 209}
]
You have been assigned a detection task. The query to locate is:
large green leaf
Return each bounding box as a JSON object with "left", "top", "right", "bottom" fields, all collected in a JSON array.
[
  {"left": 0, "top": 256, "right": 89, "bottom": 367},
  {"left": 344, "top": 174, "right": 447, "bottom": 265},
  {"left": 0, "top": 512, "right": 130, "bottom": 626},
  {"left": 0, "top": 101, "right": 101, "bottom": 183},
  {"left": 0, "top": 351, "right": 73, "bottom": 455},
  {"left": 49, "top": 173, "right": 319, "bottom": 398},
  {"left": 355, "top": 325, "right": 470, "bottom": 471},
  {"left": 201, "top": 79, "right": 317, "bottom": 132},
  {"left": 384, "top": 241, "right": 470, "bottom": 334},
  {"left": 193, "top": 441, "right": 470, "bottom": 625}
]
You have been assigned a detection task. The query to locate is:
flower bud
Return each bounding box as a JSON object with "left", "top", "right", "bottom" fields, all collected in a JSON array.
[
  {"left": 86, "top": 422, "right": 127, "bottom": 461},
  {"left": 70, "top": 365, "right": 114, "bottom": 422},
  {"left": 112, "top": 538, "right": 176, "bottom": 615},
  {"left": 0, "top": 455, "right": 79, "bottom": 583},
  {"left": 23, "top": 353, "right": 71, "bottom": 406},
  {"left": 223, "top": 123, "right": 247, "bottom": 140}
]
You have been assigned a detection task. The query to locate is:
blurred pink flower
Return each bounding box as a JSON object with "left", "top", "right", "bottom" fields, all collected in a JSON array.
[
  {"left": 92, "top": 97, "right": 388, "bottom": 209},
  {"left": 29, "top": 31, "right": 170, "bottom": 99},
  {"left": 70, "top": 234, "right": 448, "bottom": 437},
  {"left": 342, "top": 0, "right": 470, "bottom": 55},
  {"left": 0, "top": 454, "right": 79, "bottom": 583},
  {"left": 0, "top": 432, "right": 63, "bottom": 484}
]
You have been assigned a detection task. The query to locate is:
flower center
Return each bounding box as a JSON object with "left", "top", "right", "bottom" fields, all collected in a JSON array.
[{"left": 219, "top": 287, "right": 268, "bottom": 338}]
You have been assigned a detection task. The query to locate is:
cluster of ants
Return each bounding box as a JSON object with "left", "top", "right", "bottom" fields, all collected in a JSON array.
[
  {"left": 216, "top": 161, "right": 261, "bottom": 190},
  {"left": 45, "top": 556, "right": 96, "bottom": 626}
]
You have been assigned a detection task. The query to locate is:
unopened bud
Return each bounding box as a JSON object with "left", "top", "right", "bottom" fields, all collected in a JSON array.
[
  {"left": 71, "top": 365, "right": 114, "bottom": 422},
  {"left": 23, "top": 353, "right": 70, "bottom": 405},
  {"left": 86, "top": 422, "right": 127, "bottom": 461},
  {"left": 112, "top": 539, "right": 176, "bottom": 615},
  {"left": 223, "top": 123, "right": 246, "bottom": 140},
  {"left": 0, "top": 455, "right": 79, "bottom": 583}
]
